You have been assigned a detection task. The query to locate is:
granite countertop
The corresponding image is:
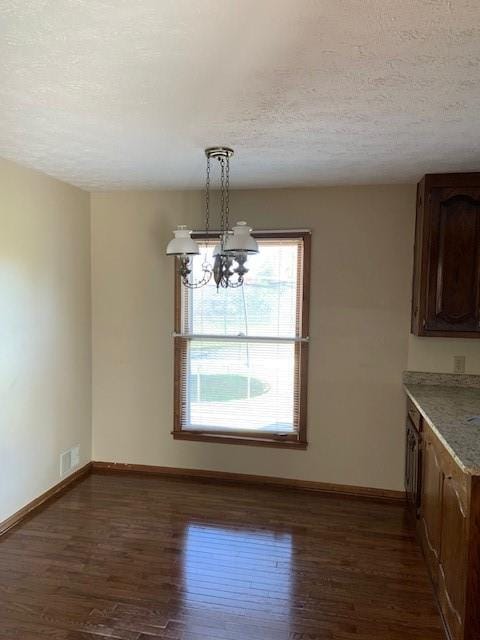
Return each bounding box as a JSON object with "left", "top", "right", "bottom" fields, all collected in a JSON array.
[{"left": 403, "top": 372, "right": 480, "bottom": 475}]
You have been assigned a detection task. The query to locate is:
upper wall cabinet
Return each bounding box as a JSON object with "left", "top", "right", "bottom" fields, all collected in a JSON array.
[{"left": 411, "top": 173, "right": 480, "bottom": 337}]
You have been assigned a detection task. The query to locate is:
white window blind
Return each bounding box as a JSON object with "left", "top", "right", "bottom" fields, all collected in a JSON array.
[{"left": 174, "top": 234, "right": 309, "bottom": 444}]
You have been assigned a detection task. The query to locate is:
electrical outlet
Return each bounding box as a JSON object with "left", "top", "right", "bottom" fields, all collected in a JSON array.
[{"left": 453, "top": 355, "right": 466, "bottom": 374}]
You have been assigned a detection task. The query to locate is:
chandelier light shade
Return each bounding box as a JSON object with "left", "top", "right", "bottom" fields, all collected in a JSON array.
[
  {"left": 165, "top": 146, "right": 259, "bottom": 289},
  {"left": 166, "top": 226, "right": 200, "bottom": 256},
  {"left": 224, "top": 221, "right": 259, "bottom": 254}
]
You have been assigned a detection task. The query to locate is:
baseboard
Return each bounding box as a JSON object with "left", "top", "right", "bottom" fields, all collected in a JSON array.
[
  {"left": 0, "top": 461, "right": 404, "bottom": 538},
  {"left": 92, "top": 461, "right": 405, "bottom": 501},
  {"left": 0, "top": 462, "right": 93, "bottom": 537}
]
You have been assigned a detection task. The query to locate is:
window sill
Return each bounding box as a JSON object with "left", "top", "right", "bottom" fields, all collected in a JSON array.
[{"left": 172, "top": 431, "right": 308, "bottom": 450}]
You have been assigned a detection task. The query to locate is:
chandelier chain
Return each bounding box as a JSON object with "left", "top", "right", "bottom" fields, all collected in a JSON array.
[
  {"left": 204, "top": 155, "right": 211, "bottom": 237},
  {"left": 225, "top": 155, "right": 230, "bottom": 232},
  {"left": 219, "top": 156, "right": 226, "bottom": 246}
]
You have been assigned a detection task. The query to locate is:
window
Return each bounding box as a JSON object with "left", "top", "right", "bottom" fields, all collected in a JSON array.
[{"left": 173, "top": 231, "right": 310, "bottom": 448}]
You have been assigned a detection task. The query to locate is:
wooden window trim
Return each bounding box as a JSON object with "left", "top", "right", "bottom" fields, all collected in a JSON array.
[{"left": 173, "top": 230, "right": 311, "bottom": 449}]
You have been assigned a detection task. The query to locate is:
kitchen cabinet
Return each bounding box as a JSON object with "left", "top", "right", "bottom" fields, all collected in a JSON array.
[
  {"left": 438, "top": 472, "right": 469, "bottom": 640},
  {"left": 419, "top": 431, "right": 443, "bottom": 588},
  {"left": 417, "top": 423, "right": 480, "bottom": 640},
  {"left": 405, "top": 400, "right": 422, "bottom": 514},
  {"left": 411, "top": 173, "right": 480, "bottom": 337}
]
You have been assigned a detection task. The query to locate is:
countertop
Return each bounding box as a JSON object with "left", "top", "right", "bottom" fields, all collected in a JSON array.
[{"left": 404, "top": 374, "right": 480, "bottom": 475}]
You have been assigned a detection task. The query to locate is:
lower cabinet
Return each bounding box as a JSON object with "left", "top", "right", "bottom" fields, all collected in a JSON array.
[
  {"left": 405, "top": 416, "right": 422, "bottom": 512},
  {"left": 438, "top": 473, "right": 468, "bottom": 640},
  {"left": 418, "top": 423, "right": 480, "bottom": 640},
  {"left": 420, "top": 433, "right": 443, "bottom": 587}
]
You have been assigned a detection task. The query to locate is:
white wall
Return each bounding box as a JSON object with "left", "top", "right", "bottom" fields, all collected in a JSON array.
[
  {"left": 91, "top": 186, "right": 416, "bottom": 491},
  {"left": 0, "top": 159, "right": 92, "bottom": 523}
]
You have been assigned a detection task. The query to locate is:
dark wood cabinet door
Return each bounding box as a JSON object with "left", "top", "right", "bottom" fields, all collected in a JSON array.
[
  {"left": 411, "top": 174, "right": 480, "bottom": 337},
  {"left": 439, "top": 474, "right": 468, "bottom": 640},
  {"left": 420, "top": 436, "right": 444, "bottom": 586},
  {"left": 405, "top": 423, "right": 414, "bottom": 505},
  {"left": 405, "top": 418, "right": 421, "bottom": 514},
  {"left": 426, "top": 187, "right": 480, "bottom": 333}
]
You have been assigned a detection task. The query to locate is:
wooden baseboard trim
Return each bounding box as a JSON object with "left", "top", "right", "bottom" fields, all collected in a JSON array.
[
  {"left": 0, "top": 462, "right": 93, "bottom": 537},
  {"left": 92, "top": 461, "right": 405, "bottom": 501}
]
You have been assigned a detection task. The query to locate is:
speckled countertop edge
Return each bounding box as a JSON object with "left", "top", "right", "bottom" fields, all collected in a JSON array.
[
  {"left": 403, "top": 386, "right": 476, "bottom": 474},
  {"left": 403, "top": 371, "right": 480, "bottom": 475},
  {"left": 402, "top": 370, "right": 480, "bottom": 388}
]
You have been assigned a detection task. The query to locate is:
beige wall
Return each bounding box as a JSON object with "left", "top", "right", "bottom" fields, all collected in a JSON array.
[
  {"left": 2, "top": 161, "right": 479, "bottom": 517},
  {"left": 91, "top": 185, "right": 416, "bottom": 491},
  {"left": 408, "top": 335, "right": 480, "bottom": 374},
  {"left": 0, "top": 159, "right": 92, "bottom": 522}
]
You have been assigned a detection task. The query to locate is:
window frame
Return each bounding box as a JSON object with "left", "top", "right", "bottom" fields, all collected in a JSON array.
[{"left": 172, "top": 230, "right": 311, "bottom": 449}]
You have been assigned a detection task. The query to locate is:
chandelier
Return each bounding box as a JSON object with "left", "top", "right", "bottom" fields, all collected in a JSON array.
[{"left": 166, "top": 146, "right": 259, "bottom": 289}]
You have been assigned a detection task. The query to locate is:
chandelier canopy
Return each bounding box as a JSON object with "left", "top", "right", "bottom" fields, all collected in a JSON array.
[{"left": 166, "top": 146, "right": 258, "bottom": 289}]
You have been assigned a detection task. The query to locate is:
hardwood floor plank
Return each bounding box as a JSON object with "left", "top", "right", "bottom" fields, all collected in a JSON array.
[{"left": 0, "top": 473, "right": 443, "bottom": 639}]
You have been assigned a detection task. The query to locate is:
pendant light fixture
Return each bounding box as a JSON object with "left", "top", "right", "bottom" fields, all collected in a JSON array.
[{"left": 166, "top": 146, "right": 259, "bottom": 289}]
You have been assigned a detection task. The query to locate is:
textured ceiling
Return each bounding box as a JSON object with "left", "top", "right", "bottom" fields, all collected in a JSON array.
[{"left": 1, "top": 0, "right": 480, "bottom": 190}]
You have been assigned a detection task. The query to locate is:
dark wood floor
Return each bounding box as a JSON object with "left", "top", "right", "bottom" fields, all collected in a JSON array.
[{"left": 0, "top": 472, "right": 444, "bottom": 640}]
